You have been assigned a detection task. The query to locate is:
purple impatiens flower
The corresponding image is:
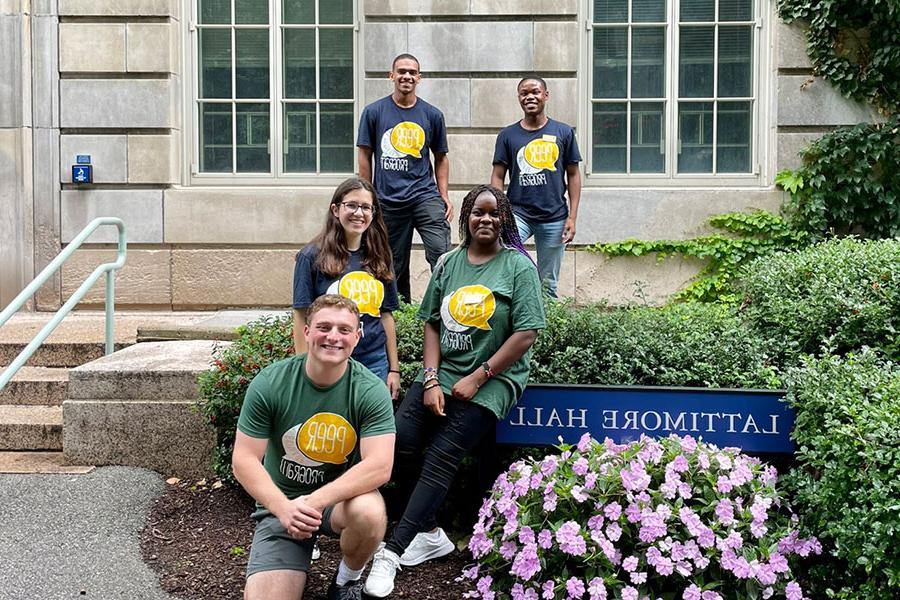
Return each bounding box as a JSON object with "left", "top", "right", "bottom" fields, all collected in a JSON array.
[{"left": 556, "top": 521, "right": 586, "bottom": 556}]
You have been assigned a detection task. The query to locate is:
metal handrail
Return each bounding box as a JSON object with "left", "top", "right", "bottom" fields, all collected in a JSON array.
[{"left": 0, "top": 217, "right": 127, "bottom": 391}]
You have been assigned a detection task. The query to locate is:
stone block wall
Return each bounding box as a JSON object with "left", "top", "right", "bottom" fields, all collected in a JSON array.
[
  {"left": 8, "top": 2, "right": 885, "bottom": 310},
  {"left": 774, "top": 21, "right": 883, "bottom": 170},
  {"left": 31, "top": 1, "right": 180, "bottom": 309}
]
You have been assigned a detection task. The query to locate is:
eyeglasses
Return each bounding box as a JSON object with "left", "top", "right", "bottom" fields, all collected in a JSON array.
[{"left": 340, "top": 201, "right": 374, "bottom": 214}]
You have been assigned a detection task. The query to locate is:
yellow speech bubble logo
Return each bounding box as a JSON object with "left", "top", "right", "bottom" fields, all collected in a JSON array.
[
  {"left": 448, "top": 285, "right": 495, "bottom": 331},
  {"left": 390, "top": 122, "right": 426, "bottom": 158},
  {"left": 523, "top": 139, "right": 559, "bottom": 172},
  {"left": 338, "top": 271, "right": 384, "bottom": 318},
  {"left": 297, "top": 412, "right": 357, "bottom": 465}
]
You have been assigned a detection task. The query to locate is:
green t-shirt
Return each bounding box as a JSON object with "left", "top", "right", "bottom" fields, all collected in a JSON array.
[
  {"left": 236, "top": 355, "right": 395, "bottom": 500},
  {"left": 417, "top": 247, "right": 546, "bottom": 419}
]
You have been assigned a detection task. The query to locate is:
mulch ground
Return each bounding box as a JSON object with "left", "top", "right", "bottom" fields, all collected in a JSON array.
[{"left": 140, "top": 478, "right": 472, "bottom": 599}]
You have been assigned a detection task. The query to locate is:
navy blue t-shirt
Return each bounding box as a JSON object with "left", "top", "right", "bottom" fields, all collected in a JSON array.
[
  {"left": 356, "top": 96, "right": 448, "bottom": 208},
  {"left": 492, "top": 119, "right": 582, "bottom": 223},
  {"left": 292, "top": 246, "right": 400, "bottom": 361}
]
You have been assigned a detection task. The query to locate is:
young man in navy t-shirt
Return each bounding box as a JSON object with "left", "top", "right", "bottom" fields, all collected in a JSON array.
[
  {"left": 357, "top": 54, "right": 452, "bottom": 302},
  {"left": 491, "top": 77, "right": 582, "bottom": 299}
]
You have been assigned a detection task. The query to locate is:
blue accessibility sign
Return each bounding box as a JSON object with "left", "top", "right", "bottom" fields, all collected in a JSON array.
[{"left": 72, "top": 165, "right": 93, "bottom": 184}]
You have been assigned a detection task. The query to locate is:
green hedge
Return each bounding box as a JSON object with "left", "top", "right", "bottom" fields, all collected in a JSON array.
[
  {"left": 531, "top": 301, "right": 779, "bottom": 388},
  {"left": 739, "top": 237, "right": 900, "bottom": 362},
  {"left": 784, "top": 351, "right": 900, "bottom": 598}
]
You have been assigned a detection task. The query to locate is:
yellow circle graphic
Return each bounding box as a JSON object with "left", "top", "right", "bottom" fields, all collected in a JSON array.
[
  {"left": 390, "top": 122, "right": 426, "bottom": 158},
  {"left": 523, "top": 139, "right": 559, "bottom": 171},
  {"left": 448, "top": 285, "right": 495, "bottom": 331},
  {"left": 337, "top": 271, "right": 384, "bottom": 318},
  {"left": 296, "top": 413, "right": 358, "bottom": 465}
]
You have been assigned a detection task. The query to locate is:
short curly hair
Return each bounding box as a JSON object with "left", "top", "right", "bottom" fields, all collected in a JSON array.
[{"left": 306, "top": 294, "right": 360, "bottom": 325}]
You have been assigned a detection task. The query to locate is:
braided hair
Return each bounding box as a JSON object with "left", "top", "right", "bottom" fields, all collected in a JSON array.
[{"left": 458, "top": 184, "right": 534, "bottom": 264}]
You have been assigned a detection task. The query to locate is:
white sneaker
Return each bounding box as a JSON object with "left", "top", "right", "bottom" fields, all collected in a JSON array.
[
  {"left": 399, "top": 528, "right": 455, "bottom": 567},
  {"left": 363, "top": 548, "right": 401, "bottom": 598}
]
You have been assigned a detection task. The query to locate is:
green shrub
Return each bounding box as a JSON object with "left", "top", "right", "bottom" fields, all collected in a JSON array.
[
  {"left": 197, "top": 315, "right": 294, "bottom": 483},
  {"left": 392, "top": 302, "right": 423, "bottom": 389},
  {"left": 531, "top": 301, "right": 780, "bottom": 389},
  {"left": 783, "top": 351, "right": 900, "bottom": 598},
  {"left": 738, "top": 237, "right": 900, "bottom": 362}
]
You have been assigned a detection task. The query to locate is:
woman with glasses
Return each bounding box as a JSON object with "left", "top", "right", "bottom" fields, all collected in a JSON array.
[{"left": 293, "top": 177, "right": 402, "bottom": 400}]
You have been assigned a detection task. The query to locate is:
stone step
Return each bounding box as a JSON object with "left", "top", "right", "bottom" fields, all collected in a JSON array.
[
  {"left": 0, "top": 451, "right": 94, "bottom": 474},
  {"left": 0, "top": 342, "right": 129, "bottom": 368},
  {"left": 0, "top": 405, "right": 63, "bottom": 451},
  {"left": 0, "top": 366, "right": 69, "bottom": 406}
]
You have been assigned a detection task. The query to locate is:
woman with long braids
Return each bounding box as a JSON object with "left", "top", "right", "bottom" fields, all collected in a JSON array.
[
  {"left": 364, "top": 184, "right": 546, "bottom": 597},
  {"left": 292, "top": 177, "right": 401, "bottom": 399}
]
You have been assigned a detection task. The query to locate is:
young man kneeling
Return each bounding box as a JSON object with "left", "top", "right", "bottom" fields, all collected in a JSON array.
[{"left": 232, "top": 295, "right": 396, "bottom": 600}]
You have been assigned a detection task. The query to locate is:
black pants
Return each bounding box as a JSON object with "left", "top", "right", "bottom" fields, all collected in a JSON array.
[
  {"left": 381, "top": 198, "right": 451, "bottom": 302},
  {"left": 384, "top": 382, "right": 497, "bottom": 556}
]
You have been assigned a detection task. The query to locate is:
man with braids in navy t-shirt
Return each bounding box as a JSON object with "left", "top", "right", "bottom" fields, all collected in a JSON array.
[
  {"left": 491, "top": 76, "right": 582, "bottom": 299},
  {"left": 357, "top": 53, "right": 452, "bottom": 303}
]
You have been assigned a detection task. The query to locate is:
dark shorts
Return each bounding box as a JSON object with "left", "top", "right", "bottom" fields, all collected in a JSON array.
[{"left": 245, "top": 506, "right": 337, "bottom": 577}]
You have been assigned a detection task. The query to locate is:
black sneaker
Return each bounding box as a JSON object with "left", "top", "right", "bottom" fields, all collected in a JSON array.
[{"left": 327, "top": 571, "right": 365, "bottom": 600}]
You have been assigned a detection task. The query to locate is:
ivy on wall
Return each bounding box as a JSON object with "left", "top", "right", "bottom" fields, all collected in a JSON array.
[
  {"left": 590, "top": 211, "right": 809, "bottom": 303},
  {"left": 777, "top": 0, "right": 900, "bottom": 113},
  {"left": 776, "top": 113, "right": 900, "bottom": 239}
]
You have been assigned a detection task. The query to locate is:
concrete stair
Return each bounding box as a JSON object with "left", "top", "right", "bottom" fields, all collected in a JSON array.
[
  {"left": 0, "top": 364, "right": 72, "bottom": 455},
  {"left": 0, "top": 405, "right": 62, "bottom": 450},
  {"left": 0, "top": 310, "right": 216, "bottom": 472},
  {"left": 0, "top": 342, "right": 127, "bottom": 368},
  {"left": 0, "top": 366, "right": 69, "bottom": 405}
]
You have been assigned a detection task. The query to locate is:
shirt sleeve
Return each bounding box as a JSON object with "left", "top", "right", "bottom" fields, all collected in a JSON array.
[
  {"left": 381, "top": 276, "right": 400, "bottom": 312},
  {"left": 417, "top": 253, "right": 448, "bottom": 323},
  {"left": 236, "top": 370, "right": 274, "bottom": 439},
  {"left": 511, "top": 255, "right": 547, "bottom": 332},
  {"left": 292, "top": 248, "right": 317, "bottom": 309},
  {"left": 492, "top": 130, "right": 511, "bottom": 166},
  {"left": 564, "top": 125, "right": 583, "bottom": 165},
  {"left": 430, "top": 108, "right": 449, "bottom": 154},
  {"left": 356, "top": 105, "right": 375, "bottom": 148},
  {"left": 358, "top": 381, "right": 396, "bottom": 437}
]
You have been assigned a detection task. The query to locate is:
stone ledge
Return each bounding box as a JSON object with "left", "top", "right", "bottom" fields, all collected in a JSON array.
[
  {"left": 58, "top": 0, "right": 177, "bottom": 17},
  {"left": 68, "top": 340, "right": 224, "bottom": 400},
  {"left": 63, "top": 399, "right": 215, "bottom": 478}
]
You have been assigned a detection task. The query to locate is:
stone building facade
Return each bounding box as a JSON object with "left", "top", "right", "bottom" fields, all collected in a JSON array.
[{"left": 0, "top": 0, "right": 881, "bottom": 310}]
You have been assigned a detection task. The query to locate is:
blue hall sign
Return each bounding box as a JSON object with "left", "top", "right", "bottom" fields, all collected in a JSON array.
[{"left": 497, "top": 385, "right": 794, "bottom": 454}]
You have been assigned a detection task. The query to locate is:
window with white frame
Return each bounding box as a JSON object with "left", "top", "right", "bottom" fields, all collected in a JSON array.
[
  {"left": 192, "top": 0, "right": 356, "bottom": 177},
  {"left": 589, "top": 0, "right": 759, "bottom": 178}
]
